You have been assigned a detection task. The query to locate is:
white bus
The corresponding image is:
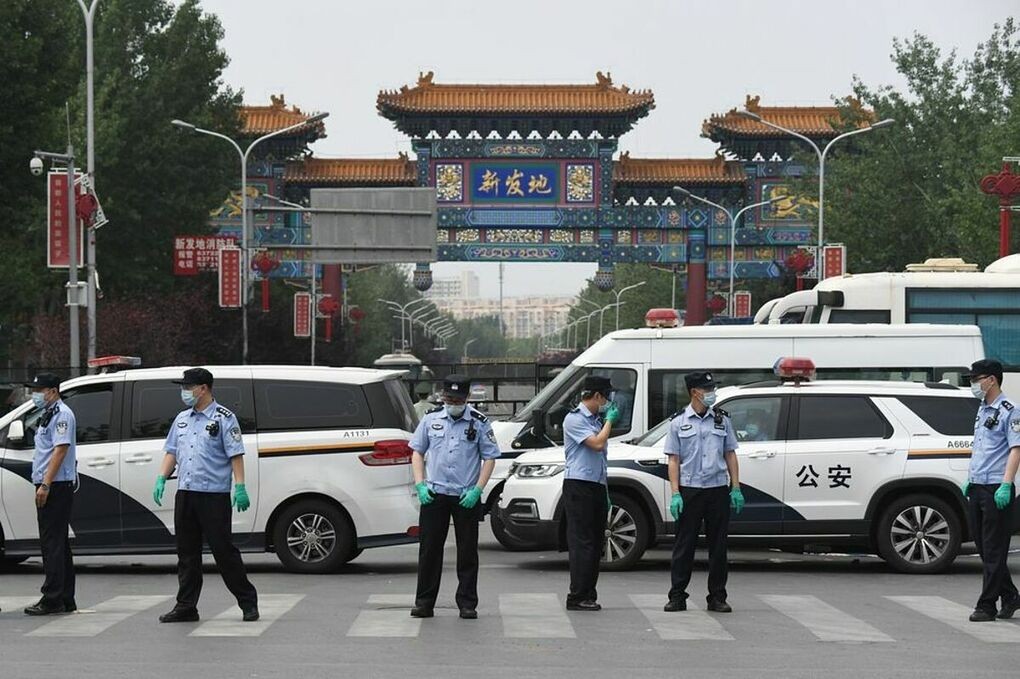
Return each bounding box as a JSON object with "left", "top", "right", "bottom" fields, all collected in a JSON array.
[{"left": 756, "top": 254, "right": 1020, "bottom": 377}]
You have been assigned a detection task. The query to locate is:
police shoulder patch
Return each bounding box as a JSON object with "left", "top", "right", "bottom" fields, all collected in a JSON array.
[
  {"left": 1003, "top": 400, "right": 1014, "bottom": 411},
  {"left": 486, "top": 429, "right": 496, "bottom": 443},
  {"left": 229, "top": 426, "right": 242, "bottom": 442},
  {"left": 1010, "top": 415, "right": 1020, "bottom": 433},
  {"left": 470, "top": 409, "right": 488, "bottom": 423},
  {"left": 55, "top": 421, "right": 68, "bottom": 435},
  {"left": 425, "top": 405, "right": 443, "bottom": 415},
  {"left": 215, "top": 406, "right": 233, "bottom": 418}
]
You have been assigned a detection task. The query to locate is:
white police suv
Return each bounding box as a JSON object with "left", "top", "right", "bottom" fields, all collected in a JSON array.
[
  {"left": 0, "top": 365, "right": 420, "bottom": 573},
  {"left": 497, "top": 358, "right": 1018, "bottom": 574}
]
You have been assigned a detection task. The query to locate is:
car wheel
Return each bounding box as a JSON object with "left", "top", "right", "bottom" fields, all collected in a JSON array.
[
  {"left": 273, "top": 499, "right": 357, "bottom": 574},
  {"left": 600, "top": 492, "right": 650, "bottom": 571},
  {"left": 490, "top": 511, "right": 536, "bottom": 551},
  {"left": 876, "top": 493, "right": 961, "bottom": 574}
]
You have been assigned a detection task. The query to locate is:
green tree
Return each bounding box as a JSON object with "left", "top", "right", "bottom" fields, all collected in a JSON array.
[{"left": 824, "top": 19, "right": 1020, "bottom": 272}]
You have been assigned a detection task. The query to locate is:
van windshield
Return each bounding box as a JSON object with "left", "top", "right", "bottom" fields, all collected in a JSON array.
[{"left": 511, "top": 364, "right": 580, "bottom": 423}]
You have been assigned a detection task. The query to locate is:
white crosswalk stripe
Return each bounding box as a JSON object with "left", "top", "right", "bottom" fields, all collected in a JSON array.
[
  {"left": 347, "top": 594, "right": 421, "bottom": 637},
  {"left": 630, "top": 594, "right": 734, "bottom": 641},
  {"left": 499, "top": 593, "right": 575, "bottom": 638},
  {"left": 760, "top": 594, "right": 894, "bottom": 643},
  {"left": 886, "top": 596, "right": 1020, "bottom": 643},
  {"left": 189, "top": 593, "right": 305, "bottom": 637},
  {"left": 26, "top": 595, "right": 170, "bottom": 637}
]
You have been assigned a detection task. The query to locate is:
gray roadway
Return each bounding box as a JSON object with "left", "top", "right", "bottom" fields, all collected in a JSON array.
[{"left": 1, "top": 533, "right": 1019, "bottom": 678}]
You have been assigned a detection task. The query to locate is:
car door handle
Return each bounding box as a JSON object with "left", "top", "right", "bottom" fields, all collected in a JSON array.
[
  {"left": 124, "top": 454, "right": 153, "bottom": 464},
  {"left": 868, "top": 447, "right": 897, "bottom": 456},
  {"left": 86, "top": 458, "right": 116, "bottom": 468},
  {"left": 747, "top": 451, "right": 777, "bottom": 459}
]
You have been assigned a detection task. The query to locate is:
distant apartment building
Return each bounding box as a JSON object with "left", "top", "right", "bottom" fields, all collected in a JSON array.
[
  {"left": 435, "top": 296, "right": 572, "bottom": 339},
  {"left": 423, "top": 271, "right": 480, "bottom": 301}
]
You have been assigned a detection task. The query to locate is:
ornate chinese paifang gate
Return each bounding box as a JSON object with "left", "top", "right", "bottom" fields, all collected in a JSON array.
[{"left": 226, "top": 79, "right": 867, "bottom": 325}]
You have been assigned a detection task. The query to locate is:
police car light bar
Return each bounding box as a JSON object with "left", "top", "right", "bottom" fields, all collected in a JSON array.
[
  {"left": 645, "top": 308, "right": 680, "bottom": 328},
  {"left": 86, "top": 355, "right": 142, "bottom": 372},
  {"left": 774, "top": 357, "right": 816, "bottom": 383}
]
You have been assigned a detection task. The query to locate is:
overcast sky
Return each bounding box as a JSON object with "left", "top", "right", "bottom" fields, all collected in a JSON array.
[{"left": 193, "top": 0, "right": 1015, "bottom": 299}]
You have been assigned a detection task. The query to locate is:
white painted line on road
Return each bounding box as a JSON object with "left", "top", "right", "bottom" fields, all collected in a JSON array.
[
  {"left": 27, "top": 595, "right": 169, "bottom": 637},
  {"left": 190, "top": 594, "right": 304, "bottom": 637},
  {"left": 499, "top": 593, "right": 575, "bottom": 638},
  {"left": 0, "top": 596, "right": 42, "bottom": 613},
  {"left": 760, "top": 594, "right": 894, "bottom": 643},
  {"left": 629, "top": 595, "right": 734, "bottom": 641},
  {"left": 887, "top": 596, "right": 1020, "bottom": 643},
  {"left": 347, "top": 594, "right": 420, "bottom": 637}
]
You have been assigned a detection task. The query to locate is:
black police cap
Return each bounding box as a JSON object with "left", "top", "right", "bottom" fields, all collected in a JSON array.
[
  {"left": 24, "top": 372, "right": 61, "bottom": 389},
  {"left": 684, "top": 371, "right": 717, "bottom": 392},
  {"left": 442, "top": 374, "right": 471, "bottom": 398},
  {"left": 581, "top": 375, "right": 614, "bottom": 397},
  {"left": 172, "top": 367, "right": 214, "bottom": 387},
  {"left": 964, "top": 359, "right": 1003, "bottom": 382}
]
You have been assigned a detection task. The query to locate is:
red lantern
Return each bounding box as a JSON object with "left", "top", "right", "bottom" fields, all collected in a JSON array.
[
  {"left": 251, "top": 251, "right": 281, "bottom": 312},
  {"left": 784, "top": 249, "right": 815, "bottom": 291},
  {"left": 349, "top": 306, "right": 366, "bottom": 336},
  {"left": 317, "top": 295, "right": 341, "bottom": 342},
  {"left": 706, "top": 295, "right": 727, "bottom": 315}
]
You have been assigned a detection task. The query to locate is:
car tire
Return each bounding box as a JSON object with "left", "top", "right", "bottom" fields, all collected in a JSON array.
[
  {"left": 272, "top": 499, "right": 357, "bottom": 574},
  {"left": 876, "top": 493, "right": 962, "bottom": 574},
  {"left": 490, "top": 511, "right": 537, "bottom": 552},
  {"left": 600, "top": 492, "right": 650, "bottom": 571}
]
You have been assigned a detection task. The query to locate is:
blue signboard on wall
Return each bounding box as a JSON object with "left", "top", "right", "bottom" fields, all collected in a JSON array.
[{"left": 469, "top": 162, "right": 561, "bottom": 204}]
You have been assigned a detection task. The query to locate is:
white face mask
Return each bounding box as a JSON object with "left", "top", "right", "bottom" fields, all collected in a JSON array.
[
  {"left": 701, "top": 390, "right": 717, "bottom": 408},
  {"left": 971, "top": 382, "right": 987, "bottom": 400},
  {"left": 31, "top": 392, "right": 47, "bottom": 409},
  {"left": 181, "top": 388, "right": 198, "bottom": 407},
  {"left": 446, "top": 404, "right": 466, "bottom": 418}
]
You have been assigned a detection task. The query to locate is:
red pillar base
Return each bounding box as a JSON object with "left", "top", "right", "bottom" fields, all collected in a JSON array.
[{"left": 685, "top": 262, "right": 707, "bottom": 326}]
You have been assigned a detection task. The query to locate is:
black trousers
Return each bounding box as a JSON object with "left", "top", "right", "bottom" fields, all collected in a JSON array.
[
  {"left": 669, "top": 485, "right": 731, "bottom": 604},
  {"left": 968, "top": 483, "right": 1019, "bottom": 613},
  {"left": 563, "top": 479, "right": 607, "bottom": 606},
  {"left": 415, "top": 493, "right": 481, "bottom": 610},
  {"left": 36, "top": 482, "right": 75, "bottom": 606},
  {"left": 174, "top": 490, "right": 258, "bottom": 610}
]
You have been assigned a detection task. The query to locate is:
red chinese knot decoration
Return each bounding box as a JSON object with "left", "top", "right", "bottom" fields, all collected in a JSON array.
[
  {"left": 784, "top": 249, "right": 815, "bottom": 276},
  {"left": 251, "top": 251, "right": 281, "bottom": 313},
  {"left": 980, "top": 162, "right": 1020, "bottom": 257},
  {"left": 706, "top": 295, "right": 727, "bottom": 314}
]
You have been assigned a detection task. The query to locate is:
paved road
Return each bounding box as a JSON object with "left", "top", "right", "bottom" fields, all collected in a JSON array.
[{"left": 1, "top": 534, "right": 1019, "bottom": 678}]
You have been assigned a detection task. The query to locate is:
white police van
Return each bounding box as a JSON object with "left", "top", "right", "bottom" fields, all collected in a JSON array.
[
  {"left": 497, "top": 358, "right": 1019, "bottom": 574},
  {"left": 0, "top": 365, "right": 420, "bottom": 573}
]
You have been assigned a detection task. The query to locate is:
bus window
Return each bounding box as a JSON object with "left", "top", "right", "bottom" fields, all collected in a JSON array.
[
  {"left": 906, "top": 289, "right": 1020, "bottom": 366},
  {"left": 827, "top": 309, "right": 891, "bottom": 323}
]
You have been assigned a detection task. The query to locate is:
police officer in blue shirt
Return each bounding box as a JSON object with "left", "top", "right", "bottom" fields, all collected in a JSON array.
[
  {"left": 409, "top": 374, "right": 500, "bottom": 620},
  {"left": 561, "top": 375, "right": 620, "bottom": 612},
  {"left": 152, "top": 368, "right": 259, "bottom": 623},
  {"left": 662, "top": 371, "right": 744, "bottom": 613},
  {"left": 23, "top": 373, "right": 78, "bottom": 616},
  {"left": 962, "top": 359, "right": 1020, "bottom": 622}
]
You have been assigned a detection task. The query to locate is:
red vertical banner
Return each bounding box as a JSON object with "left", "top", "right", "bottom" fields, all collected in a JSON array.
[
  {"left": 822, "top": 244, "right": 847, "bottom": 279},
  {"left": 293, "top": 292, "right": 311, "bottom": 337},
  {"left": 218, "top": 247, "right": 242, "bottom": 308},
  {"left": 47, "top": 171, "right": 84, "bottom": 268},
  {"left": 733, "top": 291, "right": 752, "bottom": 318}
]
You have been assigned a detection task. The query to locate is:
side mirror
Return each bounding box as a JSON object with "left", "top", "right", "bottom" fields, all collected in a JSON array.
[{"left": 7, "top": 420, "right": 25, "bottom": 443}]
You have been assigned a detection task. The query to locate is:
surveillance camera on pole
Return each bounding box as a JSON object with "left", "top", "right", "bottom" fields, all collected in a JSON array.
[{"left": 29, "top": 156, "right": 44, "bottom": 176}]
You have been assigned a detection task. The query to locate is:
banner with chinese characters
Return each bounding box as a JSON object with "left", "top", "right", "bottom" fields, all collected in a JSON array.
[
  {"left": 218, "top": 247, "right": 242, "bottom": 308},
  {"left": 733, "top": 291, "right": 752, "bottom": 318},
  {"left": 822, "top": 244, "right": 847, "bottom": 279},
  {"left": 293, "top": 292, "right": 311, "bottom": 337},
  {"left": 173, "top": 235, "right": 239, "bottom": 275},
  {"left": 434, "top": 160, "right": 596, "bottom": 205},
  {"left": 47, "top": 171, "right": 84, "bottom": 269}
]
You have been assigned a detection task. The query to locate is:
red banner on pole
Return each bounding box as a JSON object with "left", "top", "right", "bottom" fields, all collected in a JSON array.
[
  {"left": 733, "top": 291, "right": 752, "bottom": 318},
  {"left": 294, "top": 292, "right": 311, "bottom": 337},
  {"left": 173, "top": 235, "right": 239, "bottom": 275},
  {"left": 47, "top": 171, "right": 84, "bottom": 269},
  {"left": 822, "top": 244, "right": 847, "bottom": 279},
  {"left": 218, "top": 247, "right": 242, "bottom": 308}
]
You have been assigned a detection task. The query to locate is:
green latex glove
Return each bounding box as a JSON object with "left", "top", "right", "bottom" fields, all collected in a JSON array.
[
  {"left": 416, "top": 482, "right": 435, "bottom": 506},
  {"left": 459, "top": 486, "right": 482, "bottom": 509},
  {"left": 232, "top": 483, "right": 250, "bottom": 512},
  {"left": 994, "top": 482, "right": 1014, "bottom": 510},
  {"left": 606, "top": 488, "right": 613, "bottom": 513},
  {"left": 962, "top": 481, "right": 970, "bottom": 498},
  {"left": 669, "top": 492, "right": 683, "bottom": 521},
  {"left": 730, "top": 486, "right": 745, "bottom": 515},
  {"left": 153, "top": 475, "right": 166, "bottom": 506},
  {"left": 604, "top": 403, "right": 620, "bottom": 427}
]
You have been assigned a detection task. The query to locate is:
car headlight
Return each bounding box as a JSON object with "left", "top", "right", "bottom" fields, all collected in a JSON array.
[{"left": 515, "top": 463, "right": 564, "bottom": 478}]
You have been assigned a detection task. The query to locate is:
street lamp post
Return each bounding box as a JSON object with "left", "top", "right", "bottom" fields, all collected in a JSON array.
[
  {"left": 674, "top": 187, "right": 779, "bottom": 315},
  {"left": 377, "top": 297, "right": 429, "bottom": 350},
  {"left": 599, "top": 302, "right": 623, "bottom": 337},
  {"left": 738, "top": 111, "right": 894, "bottom": 270},
  {"left": 610, "top": 282, "right": 645, "bottom": 330},
  {"left": 172, "top": 112, "right": 329, "bottom": 364},
  {"left": 76, "top": 0, "right": 100, "bottom": 369},
  {"left": 583, "top": 309, "right": 600, "bottom": 347},
  {"left": 463, "top": 337, "right": 477, "bottom": 360},
  {"left": 407, "top": 306, "right": 437, "bottom": 347}
]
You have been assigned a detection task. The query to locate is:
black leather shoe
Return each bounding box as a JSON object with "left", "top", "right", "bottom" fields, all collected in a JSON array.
[
  {"left": 706, "top": 600, "right": 733, "bottom": 613},
  {"left": 158, "top": 607, "right": 200, "bottom": 623},
  {"left": 566, "top": 600, "right": 601, "bottom": 612},
  {"left": 410, "top": 606, "right": 434, "bottom": 618},
  {"left": 998, "top": 599, "right": 1020, "bottom": 619},
  {"left": 242, "top": 607, "right": 260, "bottom": 622},
  {"left": 63, "top": 600, "right": 77, "bottom": 613},
  {"left": 663, "top": 599, "right": 687, "bottom": 612},
  {"left": 969, "top": 608, "right": 996, "bottom": 622},
  {"left": 459, "top": 608, "right": 477, "bottom": 620},
  {"left": 24, "top": 600, "right": 64, "bottom": 616}
]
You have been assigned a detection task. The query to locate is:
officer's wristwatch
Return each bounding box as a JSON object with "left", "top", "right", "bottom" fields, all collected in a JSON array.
[{"left": 39, "top": 483, "right": 50, "bottom": 491}]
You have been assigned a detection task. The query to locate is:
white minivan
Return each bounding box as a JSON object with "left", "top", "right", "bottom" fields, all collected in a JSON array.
[
  {"left": 485, "top": 323, "right": 984, "bottom": 548},
  {"left": 0, "top": 365, "right": 420, "bottom": 573}
]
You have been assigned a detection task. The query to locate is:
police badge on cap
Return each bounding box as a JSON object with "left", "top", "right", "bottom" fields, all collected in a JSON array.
[{"left": 442, "top": 374, "right": 471, "bottom": 399}]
